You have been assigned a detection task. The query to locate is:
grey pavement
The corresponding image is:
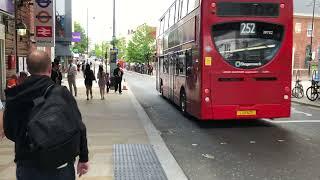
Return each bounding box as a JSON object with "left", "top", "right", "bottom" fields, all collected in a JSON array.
[{"left": 0, "top": 74, "right": 186, "bottom": 180}]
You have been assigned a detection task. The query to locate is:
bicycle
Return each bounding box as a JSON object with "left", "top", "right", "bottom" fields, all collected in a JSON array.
[
  {"left": 306, "top": 70, "right": 320, "bottom": 101},
  {"left": 291, "top": 71, "right": 304, "bottom": 99}
]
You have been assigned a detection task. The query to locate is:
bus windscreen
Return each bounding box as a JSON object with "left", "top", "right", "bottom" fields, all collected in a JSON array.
[{"left": 217, "top": 2, "right": 279, "bottom": 17}]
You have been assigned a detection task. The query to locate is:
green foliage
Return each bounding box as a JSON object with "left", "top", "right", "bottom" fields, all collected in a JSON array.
[
  {"left": 94, "top": 41, "right": 111, "bottom": 59},
  {"left": 72, "top": 22, "right": 89, "bottom": 54},
  {"left": 126, "top": 24, "right": 156, "bottom": 64},
  {"left": 115, "top": 37, "right": 127, "bottom": 59}
]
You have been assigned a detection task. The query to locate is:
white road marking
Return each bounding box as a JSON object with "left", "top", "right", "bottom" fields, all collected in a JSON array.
[
  {"left": 262, "top": 119, "right": 320, "bottom": 124},
  {"left": 291, "top": 107, "right": 312, "bottom": 117}
]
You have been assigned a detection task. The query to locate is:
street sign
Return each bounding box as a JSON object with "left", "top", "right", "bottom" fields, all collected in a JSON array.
[
  {"left": 33, "top": 0, "right": 54, "bottom": 47},
  {"left": 36, "top": 0, "right": 52, "bottom": 8},
  {"left": 72, "top": 32, "right": 81, "bottom": 42},
  {"left": 36, "top": 11, "right": 52, "bottom": 23},
  {"left": 36, "top": 26, "right": 52, "bottom": 37}
]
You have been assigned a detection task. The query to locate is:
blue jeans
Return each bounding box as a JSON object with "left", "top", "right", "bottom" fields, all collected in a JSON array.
[{"left": 16, "top": 162, "right": 75, "bottom": 180}]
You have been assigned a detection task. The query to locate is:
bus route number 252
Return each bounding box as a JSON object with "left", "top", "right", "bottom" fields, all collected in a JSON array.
[{"left": 240, "top": 23, "right": 256, "bottom": 35}]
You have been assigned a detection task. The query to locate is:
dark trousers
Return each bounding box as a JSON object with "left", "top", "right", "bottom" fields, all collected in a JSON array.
[
  {"left": 106, "top": 82, "right": 110, "bottom": 93},
  {"left": 114, "top": 78, "right": 122, "bottom": 93},
  {"left": 16, "top": 163, "right": 75, "bottom": 180}
]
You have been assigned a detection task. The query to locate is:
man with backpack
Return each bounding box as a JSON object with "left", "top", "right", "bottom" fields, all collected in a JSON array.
[{"left": 3, "top": 50, "right": 89, "bottom": 180}]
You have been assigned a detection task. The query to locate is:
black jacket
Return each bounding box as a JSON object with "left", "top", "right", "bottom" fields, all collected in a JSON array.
[
  {"left": 113, "top": 67, "right": 123, "bottom": 79},
  {"left": 51, "top": 69, "right": 62, "bottom": 85},
  {"left": 4, "top": 76, "right": 89, "bottom": 164}
]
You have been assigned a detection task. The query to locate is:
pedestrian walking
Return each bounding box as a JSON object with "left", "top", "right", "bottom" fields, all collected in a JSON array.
[
  {"left": 3, "top": 50, "right": 89, "bottom": 180},
  {"left": 51, "top": 62, "right": 62, "bottom": 85},
  {"left": 67, "top": 59, "right": 78, "bottom": 96},
  {"left": 106, "top": 72, "right": 110, "bottom": 93},
  {"left": 0, "top": 101, "right": 4, "bottom": 139},
  {"left": 97, "top": 65, "right": 107, "bottom": 100},
  {"left": 84, "top": 64, "right": 96, "bottom": 100},
  {"left": 113, "top": 63, "right": 124, "bottom": 94}
]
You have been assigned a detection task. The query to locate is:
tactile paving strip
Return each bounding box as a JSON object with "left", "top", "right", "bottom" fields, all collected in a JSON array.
[{"left": 113, "top": 144, "right": 168, "bottom": 180}]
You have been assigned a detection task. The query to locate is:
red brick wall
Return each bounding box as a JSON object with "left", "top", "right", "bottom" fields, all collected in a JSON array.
[{"left": 293, "top": 15, "right": 320, "bottom": 76}]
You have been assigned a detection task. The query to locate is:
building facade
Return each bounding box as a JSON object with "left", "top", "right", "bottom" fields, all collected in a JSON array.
[
  {"left": 55, "top": 0, "right": 73, "bottom": 70},
  {"left": 0, "top": 0, "right": 15, "bottom": 100},
  {"left": 293, "top": 14, "right": 320, "bottom": 77},
  {"left": 0, "top": 0, "right": 52, "bottom": 100}
]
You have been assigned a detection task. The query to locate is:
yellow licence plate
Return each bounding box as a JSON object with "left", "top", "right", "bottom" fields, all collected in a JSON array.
[{"left": 237, "top": 110, "right": 257, "bottom": 116}]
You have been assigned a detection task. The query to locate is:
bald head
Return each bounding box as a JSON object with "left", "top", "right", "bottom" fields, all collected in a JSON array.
[{"left": 27, "top": 50, "right": 52, "bottom": 76}]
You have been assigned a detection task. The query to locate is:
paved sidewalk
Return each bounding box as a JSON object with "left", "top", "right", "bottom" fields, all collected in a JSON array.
[{"left": 0, "top": 76, "right": 187, "bottom": 180}]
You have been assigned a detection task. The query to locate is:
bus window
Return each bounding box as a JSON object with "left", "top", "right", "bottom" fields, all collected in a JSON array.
[
  {"left": 180, "top": 0, "right": 188, "bottom": 19},
  {"left": 169, "top": 4, "right": 175, "bottom": 28},
  {"left": 175, "top": 0, "right": 180, "bottom": 23},
  {"left": 175, "top": 59, "right": 180, "bottom": 75},
  {"left": 160, "top": 18, "right": 164, "bottom": 35},
  {"left": 164, "top": 12, "right": 169, "bottom": 31},
  {"left": 178, "top": 53, "right": 186, "bottom": 75},
  {"left": 212, "top": 22, "right": 284, "bottom": 69},
  {"left": 163, "top": 56, "right": 169, "bottom": 73},
  {"left": 188, "top": 0, "right": 196, "bottom": 13},
  {"left": 186, "top": 50, "right": 192, "bottom": 67},
  {"left": 160, "top": 57, "right": 164, "bottom": 73}
]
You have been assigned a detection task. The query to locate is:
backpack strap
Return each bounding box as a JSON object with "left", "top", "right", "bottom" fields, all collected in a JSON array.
[{"left": 33, "top": 84, "right": 55, "bottom": 107}]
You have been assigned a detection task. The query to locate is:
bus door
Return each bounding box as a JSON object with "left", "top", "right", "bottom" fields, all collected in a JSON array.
[
  {"left": 168, "top": 54, "right": 175, "bottom": 100},
  {"left": 156, "top": 56, "right": 162, "bottom": 92}
]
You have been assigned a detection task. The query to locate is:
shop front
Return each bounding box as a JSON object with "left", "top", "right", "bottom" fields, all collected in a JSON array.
[{"left": 0, "top": 0, "right": 15, "bottom": 100}]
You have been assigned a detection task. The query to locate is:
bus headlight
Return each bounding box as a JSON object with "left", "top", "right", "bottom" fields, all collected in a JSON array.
[
  {"left": 205, "top": 97, "right": 210, "bottom": 103},
  {"left": 284, "top": 95, "right": 289, "bottom": 100}
]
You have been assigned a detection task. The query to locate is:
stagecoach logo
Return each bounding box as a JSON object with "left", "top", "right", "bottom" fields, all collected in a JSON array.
[{"left": 235, "top": 61, "right": 262, "bottom": 68}]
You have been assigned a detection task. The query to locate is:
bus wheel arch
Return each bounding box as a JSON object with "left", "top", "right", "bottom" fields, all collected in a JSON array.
[{"left": 180, "top": 87, "right": 187, "bottom": 115}]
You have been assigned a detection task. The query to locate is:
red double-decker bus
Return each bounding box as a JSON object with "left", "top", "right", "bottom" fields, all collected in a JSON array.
[{"left": 156, "top": 0, "right": 293, "bottom": 120}]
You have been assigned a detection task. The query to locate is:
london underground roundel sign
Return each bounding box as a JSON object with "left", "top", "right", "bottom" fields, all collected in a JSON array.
[{"left": 36, "top": 0, "right": 52, "bottom": 8}]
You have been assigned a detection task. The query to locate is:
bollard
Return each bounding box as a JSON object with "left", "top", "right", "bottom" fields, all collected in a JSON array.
[{"left": 122, "top": 78, "right": 128, "bottom": 90}]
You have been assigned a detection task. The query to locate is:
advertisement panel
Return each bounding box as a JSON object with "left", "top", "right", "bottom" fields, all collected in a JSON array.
[
  {"left": 34, "top": 0, "right": 55, "bottom": 47},
  {"left": 72, "top": 32, "right": 81, "bottom": 42},
  {"left": 0, "top": 0, "right": 14, "bottom": 16}
]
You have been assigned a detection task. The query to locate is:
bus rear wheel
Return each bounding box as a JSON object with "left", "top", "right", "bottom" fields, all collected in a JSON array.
[{"left": 180, "top": 91, "right": 187, "bottom": 115}]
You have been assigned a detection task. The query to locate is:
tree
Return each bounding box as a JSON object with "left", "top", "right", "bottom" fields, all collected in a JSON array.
[
  {"left": 126, "top": 24, "right": 156, "bottom": 64},
  {"left": 72, "top": 22, "right": 89, "bottom": 54},
  {"left": 115, "top": 37, "right": 127, "bottom": 59},
  {"left": 94, "top": 41, "right": 111, "bottom": 59}
]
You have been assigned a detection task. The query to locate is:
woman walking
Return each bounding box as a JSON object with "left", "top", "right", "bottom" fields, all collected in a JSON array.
[
  {"left": 84, "top": 64, "right": 96, "bottom": 100},
  {"left": 97, "top": 65, "right": 107, "bottom": 100}
]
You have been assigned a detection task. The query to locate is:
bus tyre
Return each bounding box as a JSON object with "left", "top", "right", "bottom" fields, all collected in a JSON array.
[
  {"left": 180, "top": 91, "right": 187, "bottom": 116},
  {"left": 306, "top": 87, "right": 318, "bottom": 101}
]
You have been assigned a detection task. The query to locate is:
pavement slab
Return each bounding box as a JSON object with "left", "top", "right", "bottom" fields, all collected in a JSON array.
[{"left": 0, "top": 74, "right": 186, "bottom": 180}]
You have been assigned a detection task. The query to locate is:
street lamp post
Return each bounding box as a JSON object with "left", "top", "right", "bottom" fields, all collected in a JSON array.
[
  {"left": 86, "top": 8, "right": 96, "bottom": 74},
  {"left": 109, "top": 0, "right": 117, "bottom": 88},
  {"left": 309, "top": 0, "right": 316, "bottom": 77}
]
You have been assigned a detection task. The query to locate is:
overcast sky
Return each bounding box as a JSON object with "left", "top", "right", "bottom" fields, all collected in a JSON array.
[
  {"left": 73, "top": 0, "right": 173, "bottom": 45},
  {"left": 73, "top": 0, "right": 320, "bottom": 45},
  {"left": 294, "top": 0, "right": 320, "bottom": 15}
]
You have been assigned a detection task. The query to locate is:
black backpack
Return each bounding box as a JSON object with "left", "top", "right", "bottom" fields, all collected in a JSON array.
[{"left": 27, "top": 85, "right": 81, "bottom": 169}]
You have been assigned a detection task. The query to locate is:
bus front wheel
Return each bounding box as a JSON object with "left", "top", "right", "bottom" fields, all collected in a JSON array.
[{"left": 180, "top": 91, "right": 187, "bottom": 115}]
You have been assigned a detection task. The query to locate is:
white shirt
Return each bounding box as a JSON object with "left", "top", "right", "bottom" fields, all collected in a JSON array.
[
  {"left": 0, "top": 101, "right": 3, "bottom": 110},
  {"left": 67, "top": 63, "right": 77, "bottom": 77}
]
